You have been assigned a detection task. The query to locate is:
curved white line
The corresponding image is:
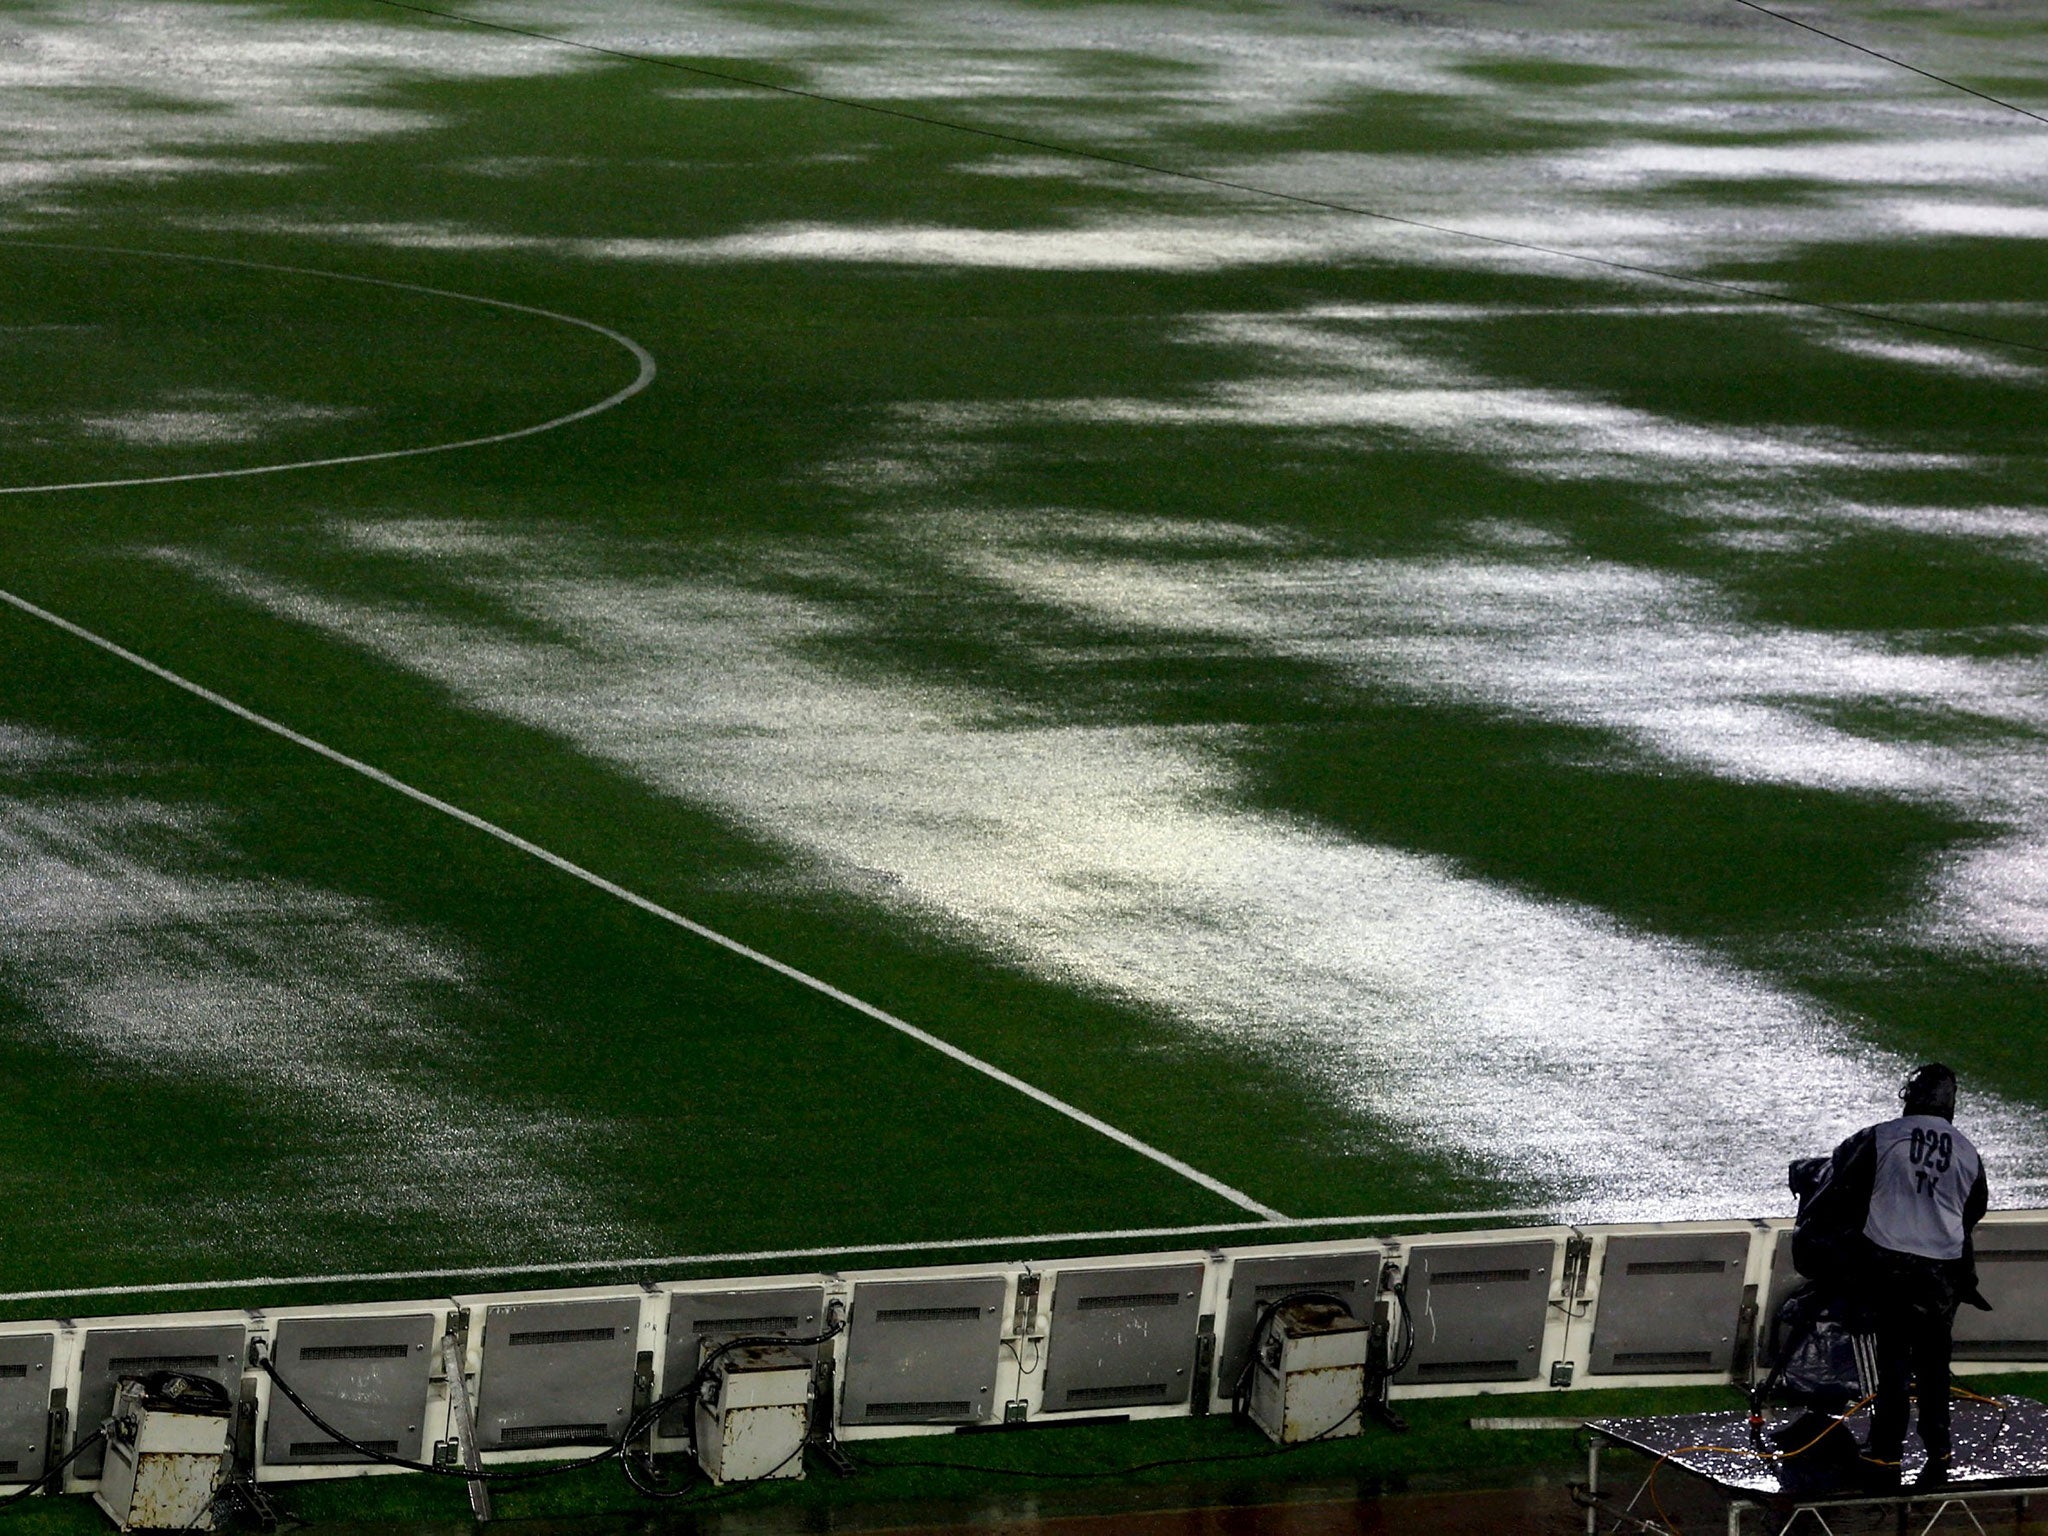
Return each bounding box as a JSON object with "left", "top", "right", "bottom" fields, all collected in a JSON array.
[{"left": 0, "top": 239, "right": 656, "bottom": 495}]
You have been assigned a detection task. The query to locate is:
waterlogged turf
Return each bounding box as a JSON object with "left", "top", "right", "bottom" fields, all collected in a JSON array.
[{"left": 1, "top": 0, "right": 2046, "bottom": 1300}]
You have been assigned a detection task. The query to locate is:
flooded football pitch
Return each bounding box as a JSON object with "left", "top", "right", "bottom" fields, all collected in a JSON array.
[{"left": 0, "top": 0, "right": 2044, "bottom": 1295}]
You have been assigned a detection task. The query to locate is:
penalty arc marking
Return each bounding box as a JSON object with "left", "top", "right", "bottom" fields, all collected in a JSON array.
[
  {"left": 0, "top": 585, "right": 1287, "bottom": 1223},
  {"left": 0, "top": 239, "right": 657, "bottom": 496}
]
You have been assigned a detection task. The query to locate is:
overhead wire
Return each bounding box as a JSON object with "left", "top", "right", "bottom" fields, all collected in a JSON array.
[
  {"left": 1719, "top": 0, "right": 2048, "bottom": 128},
  {"left": 357, "top": 0, "right": 2048, "bottom": 361}
]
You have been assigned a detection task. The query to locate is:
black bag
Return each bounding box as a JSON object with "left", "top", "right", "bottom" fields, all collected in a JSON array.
[{"left": 1769, "top": 1282, "right": 1872, "bottom": 1411}]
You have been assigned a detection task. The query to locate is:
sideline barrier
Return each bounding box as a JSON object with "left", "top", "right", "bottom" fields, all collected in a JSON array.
[{"left": 3, "top": 1212, "right": 2046, "bottom": 1495}]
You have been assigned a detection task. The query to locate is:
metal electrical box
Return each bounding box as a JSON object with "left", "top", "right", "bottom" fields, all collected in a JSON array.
[
  {"left": 1040, "top": 1265, "right": 1203, "bottom": 1413},
  {"left": 662, "top": 1287, "right": 824, "bottom": 1438},
  {"left": 262, "top": 1313, "right": 436, "bottom": 1466},
  {"left": 1246, "top": 1300, "right": 1368, "bottom": 1445},
  {"left": 0, "top": 1333, "right": 54, "bottom": 1487},
  {"left": 477, "top": 1298, "right": 639, "bottom": 1450},
  {"left": 1957, "top": 1222, "right": 2048, "bottom": 1362},
  {"left": 1588, "top": 1232, "right": 1749, "bottom": 1375},
  {"left": 76, "top": 1326, "right": 244, "bottom": 1479},
  {"left": 1220, "top": 1253, "right": 1382, "bottom": 1403},
  {"left": 840, "top": 1278, "right": 1004, "bottom": 1426},
  {"left": 94, "top": 1378, "right": 233, "bottom": 1532},
  {"left": 1394, "top": 1242, "right": 1552, "bottom": 1386},
  {"left": 693, "top": 1345, "right": 811, "bottom": 1485}
]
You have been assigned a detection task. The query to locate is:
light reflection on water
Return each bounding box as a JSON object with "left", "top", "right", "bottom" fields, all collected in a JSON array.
[
  {"left": 0, "top": 728, "right": 638, "bottom": 1259},
  {"left": 12, "top": 0, "right": 2047, "bottom": 1225},
  {"left": 179, "top": 528, "right": 2048, "bottom": 1220}
]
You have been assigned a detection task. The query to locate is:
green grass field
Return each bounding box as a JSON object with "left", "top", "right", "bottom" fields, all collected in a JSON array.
[{"left": 1, "top": 0, "right": 2046, "bottom": 1311}]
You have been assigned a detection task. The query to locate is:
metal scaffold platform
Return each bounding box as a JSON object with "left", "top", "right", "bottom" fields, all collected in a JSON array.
[{"left": 1582, "top": 1400, "right": 2048, "bottom": 1535}]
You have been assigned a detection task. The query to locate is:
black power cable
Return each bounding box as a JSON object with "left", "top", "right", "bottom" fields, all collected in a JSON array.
[
  {"left": 1720, "top": 0, "right": 2048, "bottom": 129},
  {"left": 1230, "top": 1289, "right": 1354, "bottom": 1424},
  {"left": 861, "top": 1288, "right": 1390, "bottom": 1485},
  {"left": 848, "top": 1403, "right": 1370, "bottom": 1484},
  {"left": 0, "top": 1429, "right": 107, "bottom": 1509},
  {"left": 354, "top": 0, "right": 2048, "bottom": 362},
  {"left": 254, "top": 1320, "right": 843, "bottom": 1495}
]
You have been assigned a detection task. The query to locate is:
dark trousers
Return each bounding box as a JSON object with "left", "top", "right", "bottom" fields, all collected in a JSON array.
[{"left": 1866, "top": 1281, "right": 1955, "bottom": 1462}]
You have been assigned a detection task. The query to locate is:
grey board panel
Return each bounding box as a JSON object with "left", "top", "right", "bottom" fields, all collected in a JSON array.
[
  {"left": 1040, "top": 1265, "right": 1204, "bottom": 1413},
  {"left": 77, "top": 1324, "right": 244, "bottom": 1478},
  {"left": 1220, "top": 1253, "right": 1382, "bottom": 1402},
  {"left": 1394, "top": 1241, "right": 1553, "bottom": 1386},
  {"left": 0, "top": 1335, "right": 55, "bottom": 1484},
  {"left": 1588, "top": 1232, "right": 1750, "bottom": 1375},
  {"left": 263, "top": 1313, "right": 436, "bottom": 1466},
  {"left": 478, "top": 1297, "right": 639, "bottom": 1450},
  {"left": 660, "top": 1287, "right": 824, "bottom": 1437},
  {"left": 842, "top": 1278, "right": 1005, "bottom": 1426},
  {"left": 1957, "top": 1222, "right": 2048, "bottom": 1362}
]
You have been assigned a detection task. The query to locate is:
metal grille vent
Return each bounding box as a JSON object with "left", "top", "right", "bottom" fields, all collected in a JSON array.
[
  {"left": 291, "top": 1441, "right": 398, "bottom": 1458},
  {"left": 299, "top": 1344, "right": 411, "bottom": 1362},
  {"left": 500, "top": 1423, "right": 610, "bottom": 1444},
  {"left": 873, "top": 1307, "right": 982, "bottom": 1324},
  {"left": 1979, "top": 1250, "right": 2048, "bottom": 1263},
  {"left": 1416, "top": 1360, "right": 1518, "bottom": 1379},
  {"left": 1066, "top": 1383, "right": 1169, "bottom": 1403},
  {"left": 1254, "top": 1280, "right": 1356, "bottom": 1299},
  {"left": 0, "top": 1365, "right": 25, "bottom": 1380},
  {"left": 1625, "top": 1260, "right": 1727, "bottom": 1276},
  {"left": 1429, "top": 1269, "right": 1532, "bottom": 1286},
  {"left": 692, "top": 1316, "right": 800, "bottom": 1335},
  {"left": 508, "top": 1328, "right": 615, "bottom": 1348},
  {"left": 1076, "top": 1293, "right": 1181, "bottom": 1311},
  {"left": 864, "top": 1401, "right": 971, "bottom": 1418},
  {"left": 109, "top": 1354, "right": 221, "bottom": 1373},
  {"left": 0, "top": 1461, "right": 16, "bottom": 1477},
  {"left": 1613, "top": 1350, "right": 1714, "bottom": 1370}
]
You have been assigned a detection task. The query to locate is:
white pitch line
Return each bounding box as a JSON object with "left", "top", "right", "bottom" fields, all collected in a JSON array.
[
  {"left": 0, "top": 240, "right": 656, "bottom": 495},
  {"left": 0, "top": 1209, "right": 1565, "bottom": 1304},
  {"left": 0, "top": 585, "right": 1286, "bottom": 1222}
]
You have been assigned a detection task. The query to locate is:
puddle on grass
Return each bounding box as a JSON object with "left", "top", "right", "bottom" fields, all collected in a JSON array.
[
  {"left": 169, "top": 529, "right": 2048, "bottom": 1220},
  {"left": 71, "top": 392, "right": 360, "bottom": 448},
  {"left": 10, "top": 0, "right": 2048, "bottom": 1231},
  {"left": 0, "top": 728, "right": 638, "bottom": 1266},
  {"left": 286, "top": 1466, "right": 1594, "bottom": 1536}
]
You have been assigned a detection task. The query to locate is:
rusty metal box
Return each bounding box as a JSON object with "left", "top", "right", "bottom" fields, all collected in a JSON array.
[
  {"left": 1040, "top": 1265, "right": 1204, "bottom": 1413},
  {"left": 477, "top": 1298, "right": 639, "bottom": 1451},
  {"left": 1393, "top": 1241, "right": 1553, "bottom": 1386},
  {"left": 262, "top": 1313, "right": 436, "bottom": 1466},
  {"left": 840, "top": 1278, "right": 1004, "bottom": 1426},
  {"left": 76, "top": 1325, "right": 244, "bottom": 1479},
  {"left": 1220, "top": 1252, "right": 1382, "bottom": 1402},
  {"left": 0, "top": 1333, "right": 54, "bottom": 1485},
  {"left": 1588, "top": 1232, "right": 1749, "bottom": 1375}
]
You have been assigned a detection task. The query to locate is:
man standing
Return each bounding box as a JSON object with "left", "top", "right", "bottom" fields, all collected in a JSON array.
[{"left": 1825, "top": 1063, "right": 1990, "bottom": 1487}]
